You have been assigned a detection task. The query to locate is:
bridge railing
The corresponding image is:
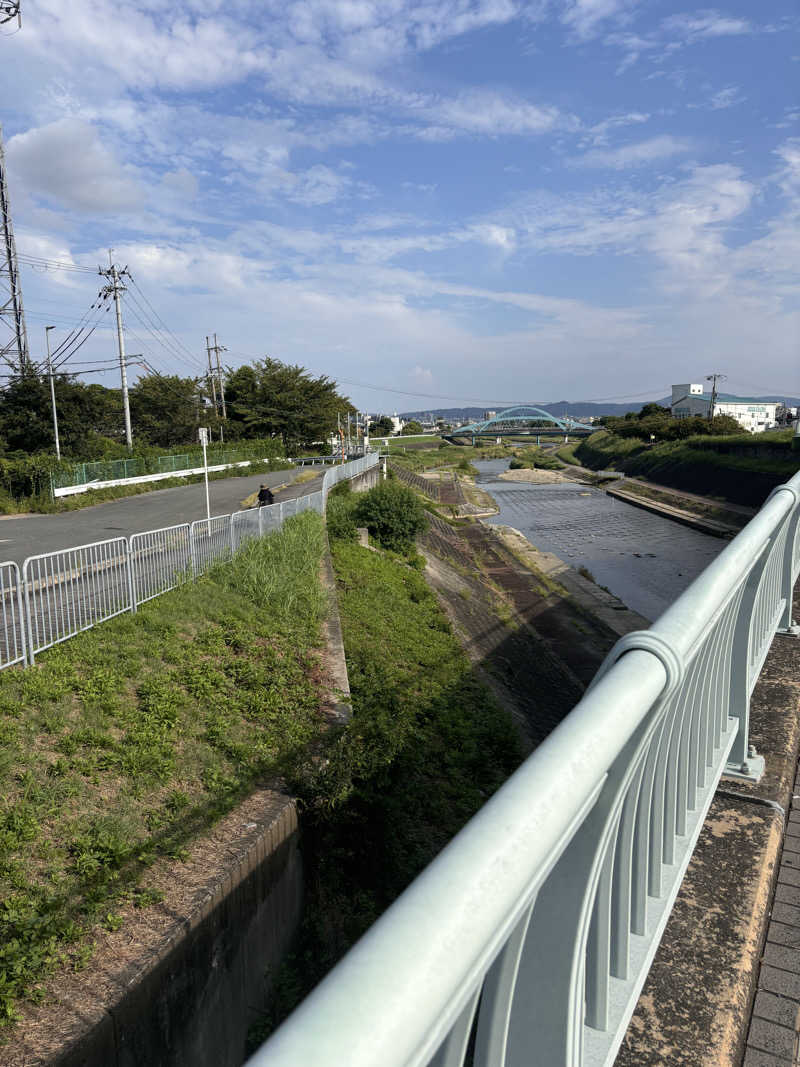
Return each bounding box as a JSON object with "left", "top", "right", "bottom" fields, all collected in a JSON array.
[{"left": 248, "top": 468, "right": 800, "bottom": 1067}]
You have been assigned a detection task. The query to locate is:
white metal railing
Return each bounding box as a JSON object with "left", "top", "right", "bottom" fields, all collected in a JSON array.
[
  {"left": 129, "top": 523, "right": 191, "bottom": 607},
  {"left": 0, "top": 562, "right": 26, "bottom": 669},
  {"left": 23, "top": 538, "right": 132, "bottom": 659},
  {"left": 6, "top": 454, "right": 379, "bottom": 665},
  {"left": 248, "top": 468, "right": 800, "bottom": 1067}
]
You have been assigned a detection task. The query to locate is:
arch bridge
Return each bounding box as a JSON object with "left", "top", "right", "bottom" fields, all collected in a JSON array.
[{"left": 445, "top": 405, "right": 595, "bottom": 442}]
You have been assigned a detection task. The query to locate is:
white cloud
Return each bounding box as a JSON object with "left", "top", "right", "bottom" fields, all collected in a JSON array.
[
  {"left": 708, "top": 86, "right": 745, "bottom": 110},
  {"left": 575, "top": 134, "right": 692, "bottom": 169},
  {"left": 561, "top": 0, "right": 638, "bottom": 40},
  {"left": 7, "top": 118, "right": 143, "bottom": 213},
  {"left": 661, "top": 10, "right": 752, "bottom": 41},
  {"left": 411, "top": 365, "right": 434, "bottom": 385}
]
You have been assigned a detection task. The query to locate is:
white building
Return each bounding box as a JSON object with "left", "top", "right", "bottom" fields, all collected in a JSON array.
[{"left": 670, "top": 384, "right": 778, "bottom": 433}]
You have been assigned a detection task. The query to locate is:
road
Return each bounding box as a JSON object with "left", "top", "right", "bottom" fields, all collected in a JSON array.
[{"left": 0, "top": 467, "right": 317, "bottom": 567}]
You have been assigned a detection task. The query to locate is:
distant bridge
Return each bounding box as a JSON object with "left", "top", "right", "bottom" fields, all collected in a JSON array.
[{"left": 443, "top": 405, "right": 596, "bottom": 443}]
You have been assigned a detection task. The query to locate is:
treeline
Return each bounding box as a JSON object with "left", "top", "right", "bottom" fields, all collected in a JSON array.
[
  {"left": 600, "top": 404, "right": 743, "bottom": 440},
  {"left": 0, "top": 358, "right": 354, "bottom": 460}
]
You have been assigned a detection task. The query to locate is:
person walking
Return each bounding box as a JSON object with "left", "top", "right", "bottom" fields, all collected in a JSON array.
[{"left": 257, "top": 484, "right": 274, "bottom": 507}]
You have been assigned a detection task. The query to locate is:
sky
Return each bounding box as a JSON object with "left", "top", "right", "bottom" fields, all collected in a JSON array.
[{"left": 0, "top": 0, "right": 798, "bottom": 414}]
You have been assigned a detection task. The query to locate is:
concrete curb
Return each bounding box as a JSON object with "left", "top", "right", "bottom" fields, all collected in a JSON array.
[{"left": 319, "top": 537, "right": 352, "bottom": 725}]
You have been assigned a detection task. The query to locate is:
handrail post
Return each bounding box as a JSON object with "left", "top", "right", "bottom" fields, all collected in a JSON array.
[
  {"left": 776, "top": 504, "right": 800, "bottom": 635},
  {"left": 725, "top": 540, "right": 773, "bottom": 780}
]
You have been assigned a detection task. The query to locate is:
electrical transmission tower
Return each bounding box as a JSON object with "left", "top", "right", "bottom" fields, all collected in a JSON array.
[
  {"left": 0, "top": 1, "right": 29, "bottom": 374},
  {"left": 0, "top": 123, "right": 29, "bottom": 373},
  {"left": 0, "top": 3, "right": 22, "bottom": 26}
]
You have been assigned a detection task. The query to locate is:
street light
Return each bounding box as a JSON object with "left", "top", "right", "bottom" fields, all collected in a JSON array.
[{"left": 45, "top": 326, "right": 60, "bottom": 461}]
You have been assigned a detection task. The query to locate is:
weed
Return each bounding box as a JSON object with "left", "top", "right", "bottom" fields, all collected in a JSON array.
[{"left": 0, "top": 512, "right": 328, "bottom": 1025}]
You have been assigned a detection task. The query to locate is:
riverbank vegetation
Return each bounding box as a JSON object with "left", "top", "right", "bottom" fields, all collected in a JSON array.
[
  {"left": 575, "top": 429, "right": 798, "bottom": 507},
  {"left": 251, "top": 522, "right": 522, "bottom": 1045},
  {"left": 0, "top": 513, "right": 327, "bottom": 1029}
]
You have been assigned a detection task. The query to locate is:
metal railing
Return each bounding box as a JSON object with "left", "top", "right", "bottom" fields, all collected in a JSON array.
[
  {"left": 0, "top": 562, "right": 26, "bottom": 669},
  {"left": 4, "top": 453, "right": 379, "bottom": 665},
  {"left": 248, "top": 468, "right": 800, "bottom": 1067},
  {"left": 129, "top": 524, "right": 191, "bottom": 607},
  {"left": 23, "top": 538, "right": 132, "bottom": 659}
]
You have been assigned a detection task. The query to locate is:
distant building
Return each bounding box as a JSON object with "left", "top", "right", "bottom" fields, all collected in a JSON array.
[
  {"left": 670, "top": 384, "right": 778, "bottom": 433},
  {"left": 483, "top": 410, "right": 497, "bottom": 421}
]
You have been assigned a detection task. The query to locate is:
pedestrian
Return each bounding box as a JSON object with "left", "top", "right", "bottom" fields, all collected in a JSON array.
[{"left": 257, "top": 484, "right": 274, "bottom": 507}]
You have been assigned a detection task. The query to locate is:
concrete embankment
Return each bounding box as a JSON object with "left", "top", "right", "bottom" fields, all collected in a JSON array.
[{"left": 604, "top": 482, "right": 742, "bottom": 537}]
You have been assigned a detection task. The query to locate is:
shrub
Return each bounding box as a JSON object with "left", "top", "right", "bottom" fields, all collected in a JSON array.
[
  {"left": 353, "top": 482, "right": 428, "bottom": 551},
  {"left": 508, "top": 458, "right": 525, "bottom": 469}
]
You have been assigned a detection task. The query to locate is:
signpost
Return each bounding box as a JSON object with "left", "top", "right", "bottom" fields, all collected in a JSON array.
[{"left": 199, "top": 427, "right": 211, "bottom": 531}]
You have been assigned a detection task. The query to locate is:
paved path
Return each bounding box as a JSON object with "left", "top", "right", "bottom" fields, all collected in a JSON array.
[
  {"left": 745, "top": 763, "right": 800, "bottom": 1066},
  {"left": 0, "top": 467, "right": 312, "bottom": 567}
]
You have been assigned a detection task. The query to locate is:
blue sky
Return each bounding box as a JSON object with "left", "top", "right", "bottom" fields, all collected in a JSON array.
[{"left": 1, "top": 0, "right": 798, "bottom": 412}]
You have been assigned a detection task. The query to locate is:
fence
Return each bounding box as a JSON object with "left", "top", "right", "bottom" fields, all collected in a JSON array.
[
  {"left": 52, "top": 445, "right": 287, "bottom": 491},
  {"left": 3, "top": 454, "right": 378, "bottom": 667},
  {"left": 248, "top": 467, "right": 800, "bottom": 1067}
]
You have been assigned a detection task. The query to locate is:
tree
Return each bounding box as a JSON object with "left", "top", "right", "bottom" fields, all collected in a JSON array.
[
  {"left": 129, "top": 373, "right": 203, "bottom": 447},
  {"left": 369, "top": 416, "right": 394, "bottom": 436},
  {"left": 639, "top": 403, "right": 670, "bottom": 418},
  {"left": 224, "top": 359, "right": 353, "bottom": 452},
  {"left": 400, "top": 419, "right": 424, "bottom": 436},
  {"left": 0, "top": 372, "right": 125, "bottom": 455}
]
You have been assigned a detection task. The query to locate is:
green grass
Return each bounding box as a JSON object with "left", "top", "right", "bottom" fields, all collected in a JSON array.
[
  {"left": 387, "top": 443, "right": 506, "bottom": 472},
  {"left": 575, "top": 430, "right": 799, "bottom": 507},
  {"left": 250, "top": 538, "right": 522, "bottom": 1046},
  {"left": 0, "top": 512, "right": 327, "bottom": 1028}
]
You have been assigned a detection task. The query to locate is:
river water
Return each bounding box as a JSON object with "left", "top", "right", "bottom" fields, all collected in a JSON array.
[{"left": 474, "top": 460, "right": 724, "bottom": 622}]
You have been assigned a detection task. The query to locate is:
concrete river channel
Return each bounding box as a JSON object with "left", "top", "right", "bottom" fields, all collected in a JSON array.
[{"left": 474, "top": 459, "right": 723, "bottom": 623}]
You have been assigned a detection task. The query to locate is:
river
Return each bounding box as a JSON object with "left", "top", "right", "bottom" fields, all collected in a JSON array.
[{"left": 474, "top": 460, "right": 724, "bottom": 622}]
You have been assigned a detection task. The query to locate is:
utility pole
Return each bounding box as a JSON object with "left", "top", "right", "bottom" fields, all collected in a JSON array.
[
  {"left": 207, "top": 333, "right": 227, "bottom": 419},
  {"left": 706, "top": 373, "right": 726, "bottom": 420},
  {"left": 205, "top": 335, "right": 223, "bottom": 441},
  {"left": 45, "top": 326, "right": 60, "bottom": 460},
  {"left": 99, "top": 251, "right": 133, "bottom": 450}
]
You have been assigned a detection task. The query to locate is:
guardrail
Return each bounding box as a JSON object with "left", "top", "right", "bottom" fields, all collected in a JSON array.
[
  {"left": 248, "top": 467, "right": 800, "bottom": 1067},
  {"left": 3, "top": 454, "right": 379, "bottom": 666}
]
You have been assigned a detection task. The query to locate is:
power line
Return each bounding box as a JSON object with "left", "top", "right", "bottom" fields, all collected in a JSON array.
[
  {"left": 123, "top": 285, "right": 203, "bottom": 373},
  {"left": 17, "top": 253, "right": 96, "bottom": 274},
  {"left": 127, "top": 275, "right": 204, "bottom": 372}
]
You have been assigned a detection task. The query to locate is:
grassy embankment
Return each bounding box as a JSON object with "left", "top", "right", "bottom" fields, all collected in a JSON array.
[
  {"left": 573, "top": 429, "right": 798, "bottom": 508},
  {"left": 250, "top": 488, "right": 522, "bottom": 1046},
  {"left": 0, "top": 512, "right": 327, "bottom": 1030}
]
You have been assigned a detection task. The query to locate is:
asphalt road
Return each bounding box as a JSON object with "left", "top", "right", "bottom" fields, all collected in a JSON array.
[{"left": 0, "top": 467, "right": 318, "bottom": 567}]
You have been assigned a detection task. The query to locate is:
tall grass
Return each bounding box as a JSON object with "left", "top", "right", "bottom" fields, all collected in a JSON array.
[{"left": 213, "top": 512, "right": 327, "bottom": 641}]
